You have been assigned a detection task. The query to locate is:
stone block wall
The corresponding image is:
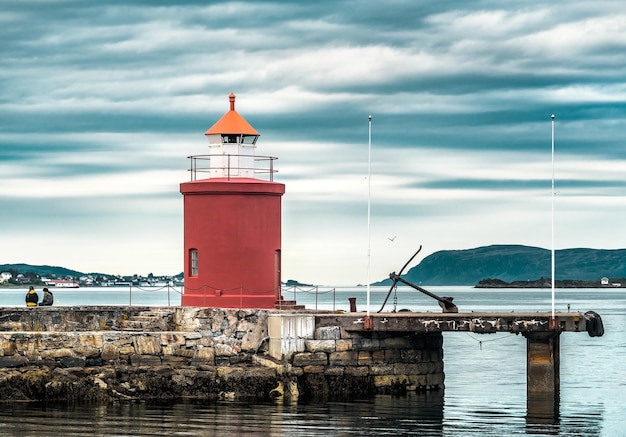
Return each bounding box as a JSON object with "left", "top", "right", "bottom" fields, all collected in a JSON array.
[
  {"left": 265, "top": 314, "right": 445, "bottom": 398},
  {"left": 305, "top": 329, "right": 443, "bottom": 396},
  {"left": 0, "top": 308, "right": 445, "bottom": 402},
  {"left": 0, "top": 307, "right": 270, "bottom": 369}
]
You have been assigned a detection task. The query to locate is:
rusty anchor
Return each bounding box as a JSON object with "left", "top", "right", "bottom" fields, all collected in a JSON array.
[{"left": 377, "top": 246, "right": 458, "bottom": 313}]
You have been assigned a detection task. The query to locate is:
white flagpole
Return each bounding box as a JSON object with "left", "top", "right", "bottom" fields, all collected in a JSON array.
[
  {"left": 367, "top": 115, "right": 372, "bottom": 316},
  {"left": 551, "top": 114, "right": 555, "bottom": 318}
]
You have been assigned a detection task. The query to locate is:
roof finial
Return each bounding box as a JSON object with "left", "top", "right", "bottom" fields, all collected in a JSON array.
[{"left": 229, "top": 93, "right": 236, "bottom": 111}]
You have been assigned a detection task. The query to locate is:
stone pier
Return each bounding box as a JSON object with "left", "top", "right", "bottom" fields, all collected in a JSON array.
[{"left": 0, "top": 307, "right": 602, "bottom": 403}]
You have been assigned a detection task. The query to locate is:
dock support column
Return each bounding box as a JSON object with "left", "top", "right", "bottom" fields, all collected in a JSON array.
[{"left": 524, "top": 332, "right": 560, "bottom": 395}]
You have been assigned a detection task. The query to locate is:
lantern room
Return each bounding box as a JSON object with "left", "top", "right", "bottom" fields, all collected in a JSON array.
[{"left": 204, "top": 93, "right": 260, "bottom": 179}]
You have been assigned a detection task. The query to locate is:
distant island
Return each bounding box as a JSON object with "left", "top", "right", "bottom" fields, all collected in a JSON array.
[
  {"left": 373, "top": 245, "right": 626, "bottom": 287},
  {"left": 475, "top": 277, "right": 624, "bottom": 288},
  {"left": 284, "top": 279, "right": 313, "bottom": 287}
]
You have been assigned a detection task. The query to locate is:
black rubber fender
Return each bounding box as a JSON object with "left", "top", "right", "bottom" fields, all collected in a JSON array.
[{"left": 584, "top": 311, "right": 605, "bottom": 337}]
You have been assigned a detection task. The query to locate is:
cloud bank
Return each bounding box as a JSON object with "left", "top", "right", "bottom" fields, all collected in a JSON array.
[{"left": 1, "top": 1, "right": 625, "bottom": 285}]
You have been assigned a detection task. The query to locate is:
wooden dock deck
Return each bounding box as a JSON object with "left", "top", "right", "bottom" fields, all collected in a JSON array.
[
  {"left": 316, "top": 311, "right": 592, "bottom": 334},
  {"left": 314, "top": 310, "right": 603, "bottom": 397}
]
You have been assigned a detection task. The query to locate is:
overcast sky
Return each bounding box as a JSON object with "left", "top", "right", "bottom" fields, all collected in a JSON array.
[{"left": 1, "top": 1, "right": 626, "bottom": 286}]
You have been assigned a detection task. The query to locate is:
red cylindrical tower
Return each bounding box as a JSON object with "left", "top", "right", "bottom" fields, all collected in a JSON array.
[{"left": 180, "top": 93, "right": 285, "bottom": 308}]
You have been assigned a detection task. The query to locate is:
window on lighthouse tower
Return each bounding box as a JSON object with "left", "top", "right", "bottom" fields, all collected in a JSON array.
[
  {"left": 220, "top": 134, "right": 257, "bottom": 145},
  {"left": 189, "top": 249, "right": 198, "bottom": 276},
  {"left": 242, "top": 135, "right": 257, "bottom": 145}
]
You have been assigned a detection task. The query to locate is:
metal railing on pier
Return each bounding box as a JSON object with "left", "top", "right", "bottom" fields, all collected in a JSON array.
[
  {"left": 282, "top": 285, "right": 337, "bottom": 312},
  {"left": 123, "top": 284, "right": 183, "bottom": 307},
  {"left": 180, "top": 283, "right": 337, "bottom": 311}
]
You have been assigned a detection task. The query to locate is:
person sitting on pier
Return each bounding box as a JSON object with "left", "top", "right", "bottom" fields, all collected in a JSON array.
[
  {"left": 25, "top": 286, "right": 39, "bottom": 307},
  {"left": 39, "top": 287, "right": 54, "bottom": 306}
]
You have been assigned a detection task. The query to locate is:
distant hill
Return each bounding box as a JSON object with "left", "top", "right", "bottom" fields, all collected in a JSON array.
[
  {"left": 0, "top": 263, "right": 86, "bottom": 278},
  {"left": 375, "top": 245, "right": 626, "bottom": 286}
]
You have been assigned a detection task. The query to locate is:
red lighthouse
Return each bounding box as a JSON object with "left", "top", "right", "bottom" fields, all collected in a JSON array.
[{"left": 180, "top": 93, "right": 285, "bottom": 308}]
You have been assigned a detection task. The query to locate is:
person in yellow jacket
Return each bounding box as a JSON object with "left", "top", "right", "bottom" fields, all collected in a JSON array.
[{"left": 25, "top": 286, "right": 39, "bottom": 306}]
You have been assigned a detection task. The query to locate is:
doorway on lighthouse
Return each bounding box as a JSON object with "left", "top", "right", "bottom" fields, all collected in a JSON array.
[{"left": 275, "top": 249, "right": 282, "bottom": 297}]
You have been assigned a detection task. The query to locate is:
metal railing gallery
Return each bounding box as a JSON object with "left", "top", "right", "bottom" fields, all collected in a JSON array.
[{"left": 188, "top": 154, "right": 278, "bottom": 181}]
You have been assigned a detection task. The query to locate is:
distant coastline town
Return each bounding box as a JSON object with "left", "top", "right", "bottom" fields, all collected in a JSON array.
[{"left": 0, "top": 270, "right": 183, "bottom": 289}]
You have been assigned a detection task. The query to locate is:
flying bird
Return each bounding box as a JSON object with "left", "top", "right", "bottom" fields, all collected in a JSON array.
[{"left": 387, "top": 236, "right": 396, "bottom": 242}]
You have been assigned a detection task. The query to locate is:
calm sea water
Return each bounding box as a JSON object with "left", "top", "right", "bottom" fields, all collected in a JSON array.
[{"left": 0, "top": 285, "right": 624, "bottom": 436}]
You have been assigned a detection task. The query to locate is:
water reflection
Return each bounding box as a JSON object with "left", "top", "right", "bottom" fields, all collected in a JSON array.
[
  {"left": 526, "top": 395, "right": 606, "bottom": 437},
  {"left": 526, "top": 392, "right": 560, "bottom": 434},
  {"left": 0, "top": 390, "right": 608, "bottom": 436},
  {"left": 0, "top": 394, "right": 445, "bottom": 437}
]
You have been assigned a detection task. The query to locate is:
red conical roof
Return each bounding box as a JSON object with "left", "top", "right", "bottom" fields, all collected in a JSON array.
[{"left": 205, "top": 93, "right": 259, "bottom": 136}]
